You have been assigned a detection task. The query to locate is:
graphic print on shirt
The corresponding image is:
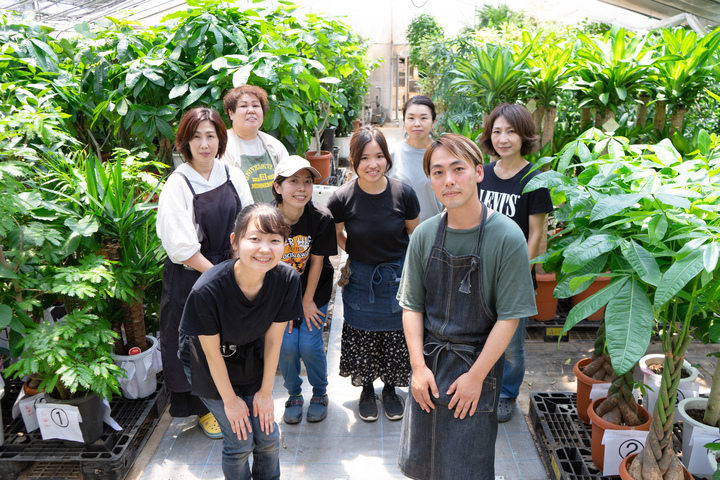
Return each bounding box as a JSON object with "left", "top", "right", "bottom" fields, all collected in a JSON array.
[
  {"left": 478, "top": 189, "right": 519, "bottom": 219},
  {"left": 244, "top": 162, "right": 275, "bottom": 191},
  {"left": 282, "top": 234, "right": 312, "bottom": 274}
]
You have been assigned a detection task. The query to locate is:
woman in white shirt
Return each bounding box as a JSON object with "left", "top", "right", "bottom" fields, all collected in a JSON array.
[
  {"left": 389, "top": 95, "right": 443, "bottom": 225},
  {"left": 220, "top": 85, "right": 289, "bottom": 203},
  {"left": 157, "top": 107, "right": 253, "bottom": 438}
]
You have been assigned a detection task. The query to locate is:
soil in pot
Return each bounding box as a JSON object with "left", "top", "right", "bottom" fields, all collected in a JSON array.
[
  {"left": 589, "top": 397, "right": 651, "bottom": 473},
  {"left": 647, "top": 364, "right": 691, "bottom": 379}
]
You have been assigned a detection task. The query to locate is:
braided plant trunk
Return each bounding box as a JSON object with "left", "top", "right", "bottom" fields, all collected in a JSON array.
[{"left": 627, "top": 336, "right": 692, "bottom": 479}]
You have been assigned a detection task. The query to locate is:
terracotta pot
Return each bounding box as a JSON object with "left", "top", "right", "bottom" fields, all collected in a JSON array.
[
  {"left": 574, "top": 357, "right": 609, "bottom": 424},
  {"left": 305, "top": 150, "right": 332, "bottom": 184},
  {"left": 589, "top": 397, "right": 651, "bottom": 472},
  {"left": 530, "top": 272, "right": 558, "bottom": 321},
  {"left": 620, "top": 453, "right": 692, "bottom": 480},
  {"left": 571, "top": 276, "right": 611, "bottom": 320},
  {"left": 23, "top": 374, "right": 44, "bottom": 397}
]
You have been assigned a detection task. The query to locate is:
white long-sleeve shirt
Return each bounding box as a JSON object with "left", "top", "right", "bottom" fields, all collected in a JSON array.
[{"left": 157, "top": 160, "right": 253, "bottom": 264}]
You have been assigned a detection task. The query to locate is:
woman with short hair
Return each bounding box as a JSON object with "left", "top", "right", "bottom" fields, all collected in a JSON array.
[
  {"left": 220, "top": 85, "right": 289, "bottom": 203},
  {"left": 157, "top": 107, "right": 253, "bottom": 437}
]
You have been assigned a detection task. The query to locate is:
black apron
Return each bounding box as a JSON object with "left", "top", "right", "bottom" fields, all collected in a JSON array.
[
  {"left": 398, "top": 207, "right": 504, "bottom": 480},
  {"left": 159, "top": 165, "right": 242, "bottom": 394}
]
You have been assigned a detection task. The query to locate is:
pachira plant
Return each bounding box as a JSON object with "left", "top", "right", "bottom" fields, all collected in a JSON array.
[
  {"left": 527, "top": 128, "right": 720, "bottom": 479},
  {"left": 5, "top": 308, "right": 125, "bottom": 400}
]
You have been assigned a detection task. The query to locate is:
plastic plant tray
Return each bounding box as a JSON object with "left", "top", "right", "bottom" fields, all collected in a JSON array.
[{"left": 0, "top": 376, "right": 168, "bottom": 480}]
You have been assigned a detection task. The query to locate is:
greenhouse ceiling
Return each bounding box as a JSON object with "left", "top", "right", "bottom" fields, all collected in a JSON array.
[{"left": 0, "top": 0, "right": 717, "bottom": 31}]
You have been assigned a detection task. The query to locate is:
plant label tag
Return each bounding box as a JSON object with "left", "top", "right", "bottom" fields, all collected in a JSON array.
[
  {"left": 589, "top": 383, "right": 612, "bottom": 402},
  {"left": 686, "top": 431, "right": 720, "bottom": 475},
  {"left": 19, "top": 393, "right": 45, "bottom": 432},
  {"left": 36, "top": 403, "right": 84, "bottom": 443},
  {"left": 602, "top": 429, "right": 649, "bottom": 476}
]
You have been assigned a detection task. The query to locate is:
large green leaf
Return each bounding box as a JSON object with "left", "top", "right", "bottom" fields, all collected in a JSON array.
[
  {"left": 0, "top": 305, "right": 12, "bottom": 330},
  {"left": 621, "top": 240, "right": 661, "bottom": 286},
  {"left": 590, "top": 194, "right": 643, "bottom": 221},
  {"left": 562, "top": 277, "right": 625, "bottom": 334},
  {"left": 654, "top": 249, "right": 705, "bottom": 308},
  {"left": 563, "top": 234, "right": 623, "bottom": 273},
  {"left": 605, "top": 277, "right": 654, "bottom": 375}
]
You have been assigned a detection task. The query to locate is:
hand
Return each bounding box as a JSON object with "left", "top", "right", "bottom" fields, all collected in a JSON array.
[
  {"left": 302, "top": 299, "right": 325, "bottom": 331},
  {"left": 447, "top": 372, "right": 483, "bottom": 419},
  {"left": 286, "top": 321, "right": 294, "bottom": 334},
  {"left": 253, "top": 390, "right": 275, "bottom": 434},
  {"left": 224, "top": 396, "right": 252, "bottom": 440},
  {"left": 410, "top": 365, "right": 439, "bottom": 413}
]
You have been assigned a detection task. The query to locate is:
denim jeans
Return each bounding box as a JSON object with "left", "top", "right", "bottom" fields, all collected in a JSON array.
[
  {"left": 500, "top": 316, "right": 529, "bottom": 399},
  {"left": 279, "top": 303, "right": 329, "bottom": 397},
  {"left": 200, "top": 395, "right": 280, "bottom": 480}
]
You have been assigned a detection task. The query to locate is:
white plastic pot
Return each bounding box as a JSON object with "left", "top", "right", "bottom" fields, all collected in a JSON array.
[
  {"left": 639, "top": 353, "right": 699, "bottom": 413},
  {"left": 115, "top": 335, "right": 160, "bottom": 399},
  {"left": 677, "top": 397, "right": 720, "bottom": 477}
]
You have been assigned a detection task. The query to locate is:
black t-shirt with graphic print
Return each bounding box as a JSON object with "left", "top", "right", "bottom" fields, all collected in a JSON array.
[{"left": 274, "top": 201, "right": 338, "bottom": 308}]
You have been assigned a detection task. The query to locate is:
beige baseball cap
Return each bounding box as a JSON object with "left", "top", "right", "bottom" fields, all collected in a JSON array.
[{"left": 274, "top": 155, "right": 321, "bottom": 180}]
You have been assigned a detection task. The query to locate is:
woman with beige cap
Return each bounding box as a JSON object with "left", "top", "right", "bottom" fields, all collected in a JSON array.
[{"left": 272, "top": 156, "right": 337, "bottom": 423}]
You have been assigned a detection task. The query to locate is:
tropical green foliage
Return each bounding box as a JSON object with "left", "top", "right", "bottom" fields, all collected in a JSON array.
[
  {"left": 405, "top": 13, "right": 444, "bottom": 71},
  {"left": 0, "top": 0, "right": 375, "bottom": 162},
  {"left": 527, "top": 129, "right": 720, "bottom": 377},
  {"left": 413, "top": 13, "right": 720, "bottom": 156},
  {"left": 5, "top": 309, "right": 124, "bottom": 400}
]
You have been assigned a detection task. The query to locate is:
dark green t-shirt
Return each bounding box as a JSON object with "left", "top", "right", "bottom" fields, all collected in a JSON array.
[{"left": 398, "top": 212, "right": 537, "bottom": 321}]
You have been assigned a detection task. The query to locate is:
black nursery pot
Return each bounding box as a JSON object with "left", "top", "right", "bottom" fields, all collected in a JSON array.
[{"left": 45, "top": 390, "right": 104, "bottom": 445}]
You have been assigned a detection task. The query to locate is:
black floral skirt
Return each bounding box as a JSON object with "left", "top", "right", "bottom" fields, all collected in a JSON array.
[{"left": 339, "top": 322, "right": 411, "bottom": 387}]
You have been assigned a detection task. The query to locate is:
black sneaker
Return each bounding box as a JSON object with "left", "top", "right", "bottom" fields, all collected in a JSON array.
[
  {"left": 358, "top": 389, "right": 378, "bottom": 422},
  {"left": 382, "top": 388, "right": 405, "bottom": 421}
]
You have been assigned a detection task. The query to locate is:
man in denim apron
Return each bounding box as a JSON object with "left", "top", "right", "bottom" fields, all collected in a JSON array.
[{"left": 396, "top": 134, "right": 537, "bottom": 479}]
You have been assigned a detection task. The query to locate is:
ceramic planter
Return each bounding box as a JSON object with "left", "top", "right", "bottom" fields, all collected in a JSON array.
[
  {"left": 571, "top": 276, "right": 611, "bottom": 321},
  {"left": 619, "top": 453, "right": 692, "bottom": 480},
  {"left": 45, "top": 390, "right": 104, "bottom": 445},
  {"left": 115, "top": 335, "right": 160, "bottom": 400},
  {"left": 677, "top": 397, "right": 720, "bottom": 477},
  {"left": 530, "top": 272, "right": 558, "bottom": 322},
  {"left": 639, "top": 353, "right": 699, "bottom": 414},
  {"left": 305, "top": 150, "right": 332, "bottom": 184},
  {"left": 588, "top": 397, "right": 651, "bottom": 472},
  {"left": 574, "top": 357, "right": 609, "bottom": 424}
]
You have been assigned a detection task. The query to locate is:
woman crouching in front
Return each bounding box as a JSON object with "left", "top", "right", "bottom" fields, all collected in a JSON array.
[{"left": 179, "top": 204, "right": 303, "bottom": 480}]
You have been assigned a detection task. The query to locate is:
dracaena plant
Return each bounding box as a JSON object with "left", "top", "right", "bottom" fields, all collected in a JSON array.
[{"left": 526, "top": 127, "right": 720, "bottom": 479}]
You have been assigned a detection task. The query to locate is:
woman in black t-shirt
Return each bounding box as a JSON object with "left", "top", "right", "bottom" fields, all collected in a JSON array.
[
  {"left": 327, "top": 126, "right": 420, "bottom": 423},
  {"left": 271, "top": 156, "right": 337, "bottom": 424},
  {"left": 179, "top": 204, "right": 303, "bottom": 480}
]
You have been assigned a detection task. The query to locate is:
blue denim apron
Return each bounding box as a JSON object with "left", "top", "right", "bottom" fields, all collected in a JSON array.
[
  {"left": 398, "top": 207, "right": 503, "bottom": 480},
  {"left": 342, "top": 257, "right": 405, "bottom": 331}
]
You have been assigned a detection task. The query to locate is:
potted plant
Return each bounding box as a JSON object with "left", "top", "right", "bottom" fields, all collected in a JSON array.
[
  {"left": 4, "top": 309, "right": 125, "bottom": 444},
  {"left": 527, "top": 126, "right": 720, "bottom": 478},
  {"left": 304, "top": 77, "right": 340, "bottom": 184}
]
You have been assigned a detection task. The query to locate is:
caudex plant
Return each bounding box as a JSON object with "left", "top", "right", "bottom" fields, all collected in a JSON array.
[{"left": 527, "top": 126, "right": 720, "bottom": 479}]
